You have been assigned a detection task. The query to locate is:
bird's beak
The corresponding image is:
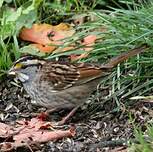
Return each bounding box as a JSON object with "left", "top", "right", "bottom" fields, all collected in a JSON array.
[
  {"left": 7, "top": 68, "right": 16, "bottom": 76},
  {"left": 8, "top": 68, "right": 29, "bottom": 82}
]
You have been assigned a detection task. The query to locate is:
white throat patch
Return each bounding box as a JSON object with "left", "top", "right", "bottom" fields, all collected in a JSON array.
[{"left": 18, "top": 72, "right": 29, "bottom": 82}]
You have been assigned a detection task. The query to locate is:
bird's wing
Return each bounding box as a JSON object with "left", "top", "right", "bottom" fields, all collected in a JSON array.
[{"left": 40, "top": 62, "right": 106, "bottom": 91}]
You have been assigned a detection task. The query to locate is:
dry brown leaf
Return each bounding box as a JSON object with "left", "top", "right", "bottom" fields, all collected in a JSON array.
[
  {"left": 19, "top": 23, "right": 75, "bottom": 54},
  {"left": 19, "top": 23, "right": 75, "bottom": 45},
  {"left": 19, "top": 23, "right": 53, "bottom": 45},
  {"left": 19, "top": 23, "right": 99, "bottom": 60},
  {"left": 70, "top": 35, "right": 97, "bottom": 61},
  {"left": 14, "top": 127, "right": 75, "bottom": 143},
  {"left": 0, "top": 118, "right": 75, "bottom": 151}
]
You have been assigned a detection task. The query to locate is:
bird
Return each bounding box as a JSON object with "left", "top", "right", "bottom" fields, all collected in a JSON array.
[{"left": 8, "top": 44, "right": 148, "bottom": 124}]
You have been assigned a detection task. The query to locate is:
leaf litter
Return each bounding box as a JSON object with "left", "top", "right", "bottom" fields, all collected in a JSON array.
[{"left": 1, "top": 79, "right": 153, "bottom": 151}]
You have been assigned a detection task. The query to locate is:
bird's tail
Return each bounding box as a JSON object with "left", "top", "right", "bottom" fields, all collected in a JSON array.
[{"left": 103, "top": 44, "right": 149, "bottom": 69}]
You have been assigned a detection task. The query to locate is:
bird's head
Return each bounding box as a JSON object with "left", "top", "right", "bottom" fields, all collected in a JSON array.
[{"left": 8, "top": 56, "right": 45, "bottom": 83}]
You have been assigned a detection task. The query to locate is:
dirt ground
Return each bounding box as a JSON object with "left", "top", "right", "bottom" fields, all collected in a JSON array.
[{"left": 0, "top": 78, "right": 153, "bottom": 152}]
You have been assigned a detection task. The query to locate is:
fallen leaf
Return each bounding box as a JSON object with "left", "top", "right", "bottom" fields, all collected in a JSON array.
[
  {"left": 49, "top": 30, "right": 75, "bottom": 42},
  {"left": 83, "top": 35, "right": 97, "bottom": 45},
  {"left": 14, "top": 126, "right": 75, "bottom": 143},
  {"left": 19, "top": 23, "right": 75, "bottom": 45},
  {"left": 0, "top": 117, "right": 75, "bottom": 151},
  {"left": 53, "top": 23, "right": 72, "bottom": 31},
  {"left": 31, "top": 43, "right": 56, "bottom": 53},
  {"left": 19, "top": 23, "right": 99, "bottom": 60},
  {"left": 70, "top": 35, "right": 97, "bottom": 61},
  {"left": 16, "top": 118, "right": 52, "bottom": 131},
  {"left": 19, "top": 23, "right": 53, "bottom": 45}
]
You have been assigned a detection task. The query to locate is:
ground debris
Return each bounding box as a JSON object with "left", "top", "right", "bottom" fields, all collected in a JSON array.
[{"left": 1, "top": 79, "right": 153, "bottom": 151}]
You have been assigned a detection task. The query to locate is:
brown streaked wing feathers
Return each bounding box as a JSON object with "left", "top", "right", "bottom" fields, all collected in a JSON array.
[
  {"left": 76, "top": 63, "right": 105, "bottom": 84},
  {"left": 40, "top": 62, "right": 103, "bottom": 90}
]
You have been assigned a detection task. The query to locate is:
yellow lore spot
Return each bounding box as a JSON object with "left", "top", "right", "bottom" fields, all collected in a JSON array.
[{"left": 14, "top": 63, "right": 23, "bottom": 69}]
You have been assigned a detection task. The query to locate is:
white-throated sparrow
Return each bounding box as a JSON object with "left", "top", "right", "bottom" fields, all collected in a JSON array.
[{"left": 8, "top": 44, "right": 148, "bottom": 124}]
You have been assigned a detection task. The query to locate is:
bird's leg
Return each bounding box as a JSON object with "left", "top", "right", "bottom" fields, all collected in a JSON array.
[
  {"left": 45, "top": 108, "right": 59, "bottom": 114},
  {"left": 56, "top": 106, "right": 79, "bottom": 125},
  {"left": 35, "top": 108, "right": 58, "bottom": 120},
  {"left": 32, "top": 106, "right": 79, "bottom": 125}
]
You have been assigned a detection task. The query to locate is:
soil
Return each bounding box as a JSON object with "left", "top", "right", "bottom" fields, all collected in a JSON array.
[{"left": 0, "top": 78, "right": 153, "bottom": 152}]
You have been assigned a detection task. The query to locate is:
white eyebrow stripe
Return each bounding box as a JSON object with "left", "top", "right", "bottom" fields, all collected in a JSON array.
[
  {"left": 14, "top": 56, "right": 46, "bottom": 66},
  {"left": 23, "top": 59, "right": 46, "bottom": 65}
]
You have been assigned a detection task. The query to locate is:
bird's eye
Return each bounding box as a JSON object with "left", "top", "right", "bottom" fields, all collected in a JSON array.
[{"left": 14, "top": 63, "right": 23, "bottom": 69}]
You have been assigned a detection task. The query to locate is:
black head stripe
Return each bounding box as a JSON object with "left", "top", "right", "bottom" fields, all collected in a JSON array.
[
  {"left": 14, "top": 56, "right": 45, "bottom": 69},
  {"left": 14, "top": 56, "right": 40, "bottom": 65}
]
